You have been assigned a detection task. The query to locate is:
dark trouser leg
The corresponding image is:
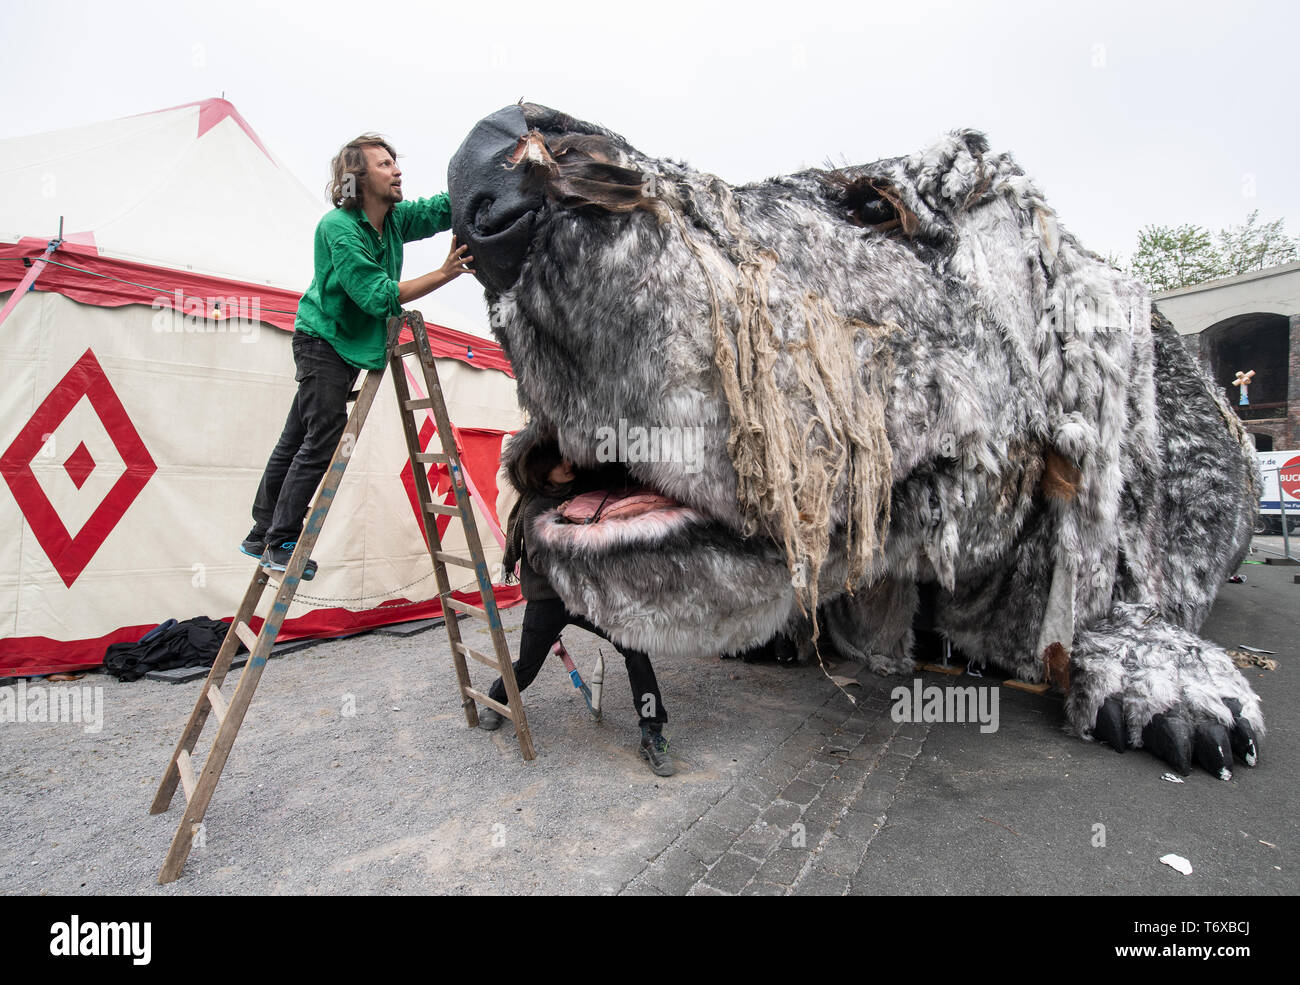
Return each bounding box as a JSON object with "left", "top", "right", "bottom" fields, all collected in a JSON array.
[
  {"left": 622, "top": 648, "right": 668, "bottom": 728},
  {"left": 489, "top": 604, "right": 670, "bottom": 727},
  {"left": 569, "top": 614, "right": 668, "bottom": 728},
  {"left": 263, "top": 333, "right": 359, "bottom": 546},
  {"left": 488, "top": 598, "right": 569, "bottom": 705},
  {"left": 251, "top": 393, "right": 307, "bottom": 532}
]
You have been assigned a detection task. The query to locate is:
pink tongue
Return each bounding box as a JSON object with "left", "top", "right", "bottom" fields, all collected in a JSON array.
[{"left": 559, "top": 489, "right": 679, "bottom": 523}]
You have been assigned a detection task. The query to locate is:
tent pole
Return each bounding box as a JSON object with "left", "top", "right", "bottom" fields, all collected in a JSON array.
[{"left": 0, "top": 220, "right": 63, "bottom": 329}]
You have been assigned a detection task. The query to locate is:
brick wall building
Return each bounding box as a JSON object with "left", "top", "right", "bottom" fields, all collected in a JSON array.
[{"left": 1154, "top": 260, "right": 1300, "bottom": 450}]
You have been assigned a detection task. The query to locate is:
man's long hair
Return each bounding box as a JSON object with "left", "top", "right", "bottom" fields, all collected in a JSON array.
[{"left": 327, "top": 133, "right": 398, "bottom": 210}]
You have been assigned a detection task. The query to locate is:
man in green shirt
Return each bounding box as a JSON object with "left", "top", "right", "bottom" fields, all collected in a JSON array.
[{"left": 243, "top": 133, "right": 472, "bottom": 577}]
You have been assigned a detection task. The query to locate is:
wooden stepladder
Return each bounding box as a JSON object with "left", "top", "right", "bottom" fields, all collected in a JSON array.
[
  {"left": 149, "top": 312, "right": 534, "bottom": 884},
  {"left": 387, "top": 312, "right": 536, "bottom": 760}
]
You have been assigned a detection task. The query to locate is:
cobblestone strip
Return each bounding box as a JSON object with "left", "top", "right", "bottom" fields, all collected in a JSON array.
[
  {"left": 619, "top": 672, "right": 931, "bottom": 896},
  {"left": 788, "top": 714, "right": 930, "bottom": 897}
]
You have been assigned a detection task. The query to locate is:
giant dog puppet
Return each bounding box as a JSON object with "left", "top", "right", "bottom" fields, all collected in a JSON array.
[{"left": 448, "top": 103, "right": 1263, "bottom": 779}]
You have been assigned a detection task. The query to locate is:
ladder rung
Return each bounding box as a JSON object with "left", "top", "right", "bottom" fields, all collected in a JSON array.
[
  {"left": 464, "top": 687, "right": 513, "bottom": 719},
  {"left": 403, "top": 397, "right": 435, "bottom": 411},
  {"left": 176, "top": 749, "right": 197, "bottom": 802},
  {"left": 413, "top": 451, "right": 451, "bottom": 464},
  {"left": 443, "top": 596, "right": 489, "bottom": 620},
  {"left": 453, "top": 640, "right": 504, "bottom": 670},
  {"left": 435, "top": 551, "right": 477, "bottom": 570},
  {"left": 233, "top": 620, "right": 259, "bottom": 653},
  {"left": 392, "top": 341, "right": 419, "bottom": 356},
  {"left": 425, "top": 502, "right": 460, "bottom": 517},
  {"left": 206, "top": 684, "right": 229, "bottom": 725}
]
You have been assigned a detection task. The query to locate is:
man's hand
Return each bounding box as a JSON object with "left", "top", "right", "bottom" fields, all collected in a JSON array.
[
  {"left": 439, "top": 235, "right": 475, "bottom": 281},
  {"left": 397, "top": 235, "right": 476, "bottom": 303}
]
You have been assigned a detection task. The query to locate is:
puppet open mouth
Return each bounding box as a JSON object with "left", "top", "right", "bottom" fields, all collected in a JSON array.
[
  {"left": 526, "top": 466, "right": 796, "bottom": 660},
  {"left": 538, "top": 480, "right": 708, "bottom": 551},
  {"left": 525, "top": 463, "right": 796, "bottom": 659}
]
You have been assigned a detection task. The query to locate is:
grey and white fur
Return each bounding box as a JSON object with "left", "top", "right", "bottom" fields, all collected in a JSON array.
[{"left": 451, "top": 104, "right": 1263, "bottom": 778}]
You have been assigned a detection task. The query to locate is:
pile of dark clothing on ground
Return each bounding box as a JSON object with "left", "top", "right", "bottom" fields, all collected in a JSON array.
[{"left": 103, "top": 617, "right": 237, "bottom": 682}]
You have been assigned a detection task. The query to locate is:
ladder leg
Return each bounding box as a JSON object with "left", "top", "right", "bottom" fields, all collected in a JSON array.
[
  {"left": 394, "top": 314, "right": 536, "bottom": 760},
  {"left": 479, "top": 590, "right": 535, "bottom": 761},
  {"left": 157, "top": 615, "right": 278, "bottom": 883},
  {"left": 150, "top": 567, "right": 269, "bottom": 815},
  {"left": 425, "top": 381, "right": 536, "bottom": 761},
  {"left": 390, "top": 360, "right": 480, "bottom": 729},
  {"left": 152, "top": 345, "right": 396, "bottom": 883}
]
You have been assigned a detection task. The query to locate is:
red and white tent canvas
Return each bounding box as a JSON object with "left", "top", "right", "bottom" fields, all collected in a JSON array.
[{"left": 0, "top": 99, "right": 523, "bottom": 677}]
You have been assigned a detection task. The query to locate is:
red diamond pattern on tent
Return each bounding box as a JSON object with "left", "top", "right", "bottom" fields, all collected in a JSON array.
[
  {"left": 398, "top": 417, "right": 508, "bottom": 549},
  {"left": 63, "top": 441, "right": 96, "bottom": 490},
  {"left": 0, "top": 348, "right": 157, "bottom": 588}
]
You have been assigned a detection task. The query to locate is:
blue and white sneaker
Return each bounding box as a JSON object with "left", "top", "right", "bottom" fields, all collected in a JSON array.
[
  {"left": 260, "top": 541, "right": 318, "bottom": 580},
  {"left": 239, "top": 526, "right": 267, "bottom": 559}
]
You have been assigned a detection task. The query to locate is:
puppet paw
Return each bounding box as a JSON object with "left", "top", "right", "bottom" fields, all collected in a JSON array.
[
  {"left": 1136, "top": 708, "right": 1254, "bottom": 779},
  {"left": 1087, "top": 694, "right": 1259, "bottom": 779},
  {"left": 1092, "top": 696, "right": 1126, "bottom": 754},
  {"left": 1223, "top": 698, "right": 1260, "bottom": 767},
  {"left": 1069, "top": 604, "right": 1263, "bottom": 778}
]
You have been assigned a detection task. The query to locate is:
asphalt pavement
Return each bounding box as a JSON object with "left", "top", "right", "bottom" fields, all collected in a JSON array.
[{"left": 0, "top": 540, "right": 1293, "bottom": 896}]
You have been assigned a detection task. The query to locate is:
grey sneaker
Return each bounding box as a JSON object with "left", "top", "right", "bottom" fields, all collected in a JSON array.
[
  {"left": 479, "top": 707, "right": 504, "bottom": 731},
  {"left": 260, "top": 541, "right": 317, "bottom": 580},
  {"left": 639, "top": 727, "right": 676, "bottom": 776}
]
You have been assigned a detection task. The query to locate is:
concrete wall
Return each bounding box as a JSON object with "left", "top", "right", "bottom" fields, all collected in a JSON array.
[{"left": 1154, "top": 261, "right": 1300, "bottom": 337}]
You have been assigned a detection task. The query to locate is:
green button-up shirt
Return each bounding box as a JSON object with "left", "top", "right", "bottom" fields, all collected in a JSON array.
[{"left": 294, "top": 194, "right": 452, "bottom": 369}]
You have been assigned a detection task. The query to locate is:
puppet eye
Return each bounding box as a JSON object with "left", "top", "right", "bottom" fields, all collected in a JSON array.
[{"left": 841, "top": 180, "right": 897, "bottom": 227}]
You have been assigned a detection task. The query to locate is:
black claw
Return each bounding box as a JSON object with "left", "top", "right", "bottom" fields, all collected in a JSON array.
[
  {"left": 1223, "top": 698, "right": 1260, "bottom": 767},
  {"left": 1193, "top": 723, "right": 1233, "bottom": 781},
  {"left": 1093, "top": 696, "right": 1126, "bottom": 753},
  {"left": 1232, "top": 719, "right": 1259, "bottom": 767},
  {"left": 1142, "top": 712, "right": 1193, "bottom": 776}
]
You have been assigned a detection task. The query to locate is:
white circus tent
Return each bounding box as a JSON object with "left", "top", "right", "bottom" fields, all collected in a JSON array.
[{"left": 0, "top": 98, "right": 523, "bottom": 676}]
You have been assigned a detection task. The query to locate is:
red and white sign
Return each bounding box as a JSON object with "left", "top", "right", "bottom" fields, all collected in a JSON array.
[
  {"left": 1280, "top": 455, "right": 1300, "bottom": 501},
  {"left": 1256, "top": 449, "right": 1300, "bottom": 516}
]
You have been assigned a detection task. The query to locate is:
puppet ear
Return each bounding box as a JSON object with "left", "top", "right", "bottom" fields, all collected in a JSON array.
[
  {"left": 832, "top": 174, "right": 915, "bottom": 236},
  {"left": 542, "top": 134, "right": 652, "bottom": 214}
]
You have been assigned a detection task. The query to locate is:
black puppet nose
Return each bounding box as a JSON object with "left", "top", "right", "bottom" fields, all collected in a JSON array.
[{"left": 448, "top": 105, "right": 546, "bottom": 294}]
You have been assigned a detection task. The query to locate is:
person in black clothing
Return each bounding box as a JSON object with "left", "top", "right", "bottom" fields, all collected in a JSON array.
[{"left": 480, "top": 436, "right": 676, "bottom": 777}]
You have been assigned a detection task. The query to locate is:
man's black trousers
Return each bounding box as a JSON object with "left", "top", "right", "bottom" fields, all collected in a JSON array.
[
  {"left": 488, "top": 597, "right": 668, "bottom": 727},
  {"left": 253, "top": 332, "right": 360, "bottom": 547}
]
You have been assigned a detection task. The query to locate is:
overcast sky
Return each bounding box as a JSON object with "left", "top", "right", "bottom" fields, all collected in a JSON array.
[{"left": 3, "top": 0, "right": 1295, "bottom": 329}]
